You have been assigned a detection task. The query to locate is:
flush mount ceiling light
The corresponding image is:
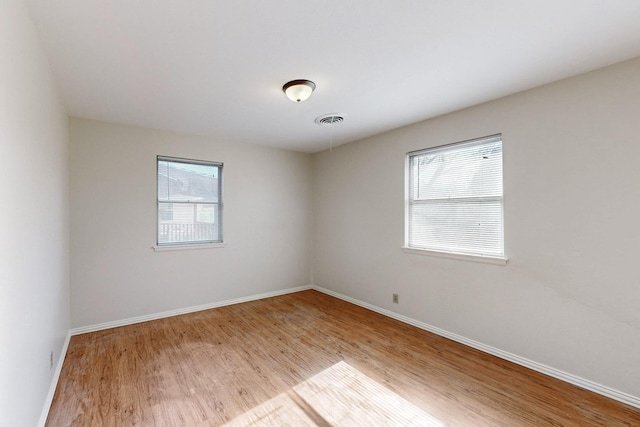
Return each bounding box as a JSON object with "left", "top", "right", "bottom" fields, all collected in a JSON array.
[{"left": 282, "top": 79, "right": 316, "bottom": 102}]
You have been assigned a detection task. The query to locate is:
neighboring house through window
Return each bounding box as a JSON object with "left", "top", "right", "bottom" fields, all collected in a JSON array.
[
  {"left": 157, "top": 156, "right": 223, "bottom": 246},
  {"left": 405, "top": 135, "right": 504, "bottom": 261}
]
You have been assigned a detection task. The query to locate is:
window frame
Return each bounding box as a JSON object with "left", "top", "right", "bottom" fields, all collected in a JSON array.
[
  {"left": 155, "top": 155, "right": 224, "bottom": 249},
  {"left": 403, "top": 135, "right": 507, "bottom": 265}
]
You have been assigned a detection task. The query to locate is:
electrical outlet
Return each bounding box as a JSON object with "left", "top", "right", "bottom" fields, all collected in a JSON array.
[
  {"left": 392, "top": 293, "right": 399, "bottom": 304},
  {"left": 50, "top": 351, "right": 53, "bottom": 369}
]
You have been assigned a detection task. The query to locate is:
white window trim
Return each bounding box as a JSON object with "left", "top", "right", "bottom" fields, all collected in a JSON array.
[
  {"left": 404, "top": 134, "right": 505, "bottom": 263},
  {"left": 152, "top": 243, "right": 226, "bottom": 252},
  {"left": 157, "top": 155, "right": 223, "bottom": 247},
  {"left": 401, "top": 246, "right": 508, "bottom": 265}
]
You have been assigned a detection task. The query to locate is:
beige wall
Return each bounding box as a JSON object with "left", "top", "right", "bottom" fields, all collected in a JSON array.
[
  {"left": 0, "top": 1, "right": 70, "bottom": 425},
  {"left": 70, "top": 118, "right": 313, "bottom": 328},
  {"left": 312, "top": 57, "right": 640, "bottom": 398}
]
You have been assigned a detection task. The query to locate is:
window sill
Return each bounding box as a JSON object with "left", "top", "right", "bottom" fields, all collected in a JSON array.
[
  {"left": 152, "top": 243, "right": 226, "bottom": 252},
  {"left": 401, "top": 246, "right": 508, "bottom": 265}
]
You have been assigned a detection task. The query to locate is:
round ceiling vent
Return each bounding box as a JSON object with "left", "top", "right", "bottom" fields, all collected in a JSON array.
[{"left": 314, "top": 113, "right": 344, "bottom": 126}]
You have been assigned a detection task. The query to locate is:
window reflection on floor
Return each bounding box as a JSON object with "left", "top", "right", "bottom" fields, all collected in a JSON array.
[{"left": 224, "top": 361, "right": 443, "bottom": 426}]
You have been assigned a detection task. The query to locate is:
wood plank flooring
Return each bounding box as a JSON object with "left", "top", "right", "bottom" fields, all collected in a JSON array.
[{"left": 46, "top": 290, "right": 640, "bottom": 426}]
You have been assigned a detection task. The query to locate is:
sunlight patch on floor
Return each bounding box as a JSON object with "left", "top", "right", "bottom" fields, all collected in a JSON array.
[{"left": 224, "top": 361, "right": 443, "bottom": 426}]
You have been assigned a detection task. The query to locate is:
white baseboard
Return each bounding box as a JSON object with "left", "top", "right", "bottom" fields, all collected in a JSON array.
[
  {"left": 311, "top": 285, "right": 640, "bottom": 410},
  {"left": 49, "top": 284, "right": 640, "bottom": 419},
  {"left": 70, "top": 285, "right": 313, "bottom": 335},
  {"left": 38, "top": 331, "right": 71, "bottom": 427}
]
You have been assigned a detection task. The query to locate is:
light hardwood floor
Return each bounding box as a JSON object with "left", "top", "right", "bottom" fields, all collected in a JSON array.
[{"left": 47, "top": 290, "right": 640, "bottom": 426}]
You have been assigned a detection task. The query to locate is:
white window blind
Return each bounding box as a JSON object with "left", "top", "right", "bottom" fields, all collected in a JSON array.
[
  {"left": 406, "top": 135, "right": 504, "bottom": 258},
  {"left": 157, "top": 156, "right": 223, "bottom": 245}
]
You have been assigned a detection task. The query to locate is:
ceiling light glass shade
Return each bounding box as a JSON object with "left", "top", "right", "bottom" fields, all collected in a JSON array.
[{"left": 283, "top": 79, "right": 316, "bottom": 102}]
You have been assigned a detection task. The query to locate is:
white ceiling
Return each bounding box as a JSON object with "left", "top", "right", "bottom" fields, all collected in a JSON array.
[{"left": 26, "top": 1, "right": 640, "bottom": 153}]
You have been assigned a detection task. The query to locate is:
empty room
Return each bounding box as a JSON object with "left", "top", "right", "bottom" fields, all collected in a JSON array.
[{"left": 2, "top": 0, "right": 640, "bottom": 425}]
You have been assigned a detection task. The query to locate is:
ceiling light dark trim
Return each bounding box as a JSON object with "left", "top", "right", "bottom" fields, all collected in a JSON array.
[{"left": 282, "top": 79, "right": 316, "bottom": 102}]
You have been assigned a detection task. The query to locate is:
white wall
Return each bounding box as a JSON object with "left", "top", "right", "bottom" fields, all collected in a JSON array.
[
  {"left": 0, "top": 1, "right": 70, "bottom": 425},
  {"left": 70, "top": 118, "right": 313, "bottom": 328},
  {"left": 312, "top": 57, "right": 640, "bottom": 398}
]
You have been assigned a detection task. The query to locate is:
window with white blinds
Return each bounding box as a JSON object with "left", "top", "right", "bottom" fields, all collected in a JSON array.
[
  {"left": 406, "top": 135, "right": 504, "bottom": 258},
  {"left": 157, "top": 156, "right": 223, "bottom": 245}
]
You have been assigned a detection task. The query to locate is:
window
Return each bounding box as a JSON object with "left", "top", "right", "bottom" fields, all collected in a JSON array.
[
  {"left": 405, "top": 135, "right": 504, "bottom": 261},
  {"left": 157, "top": 156, "right": 223, "bottom": 246}
]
